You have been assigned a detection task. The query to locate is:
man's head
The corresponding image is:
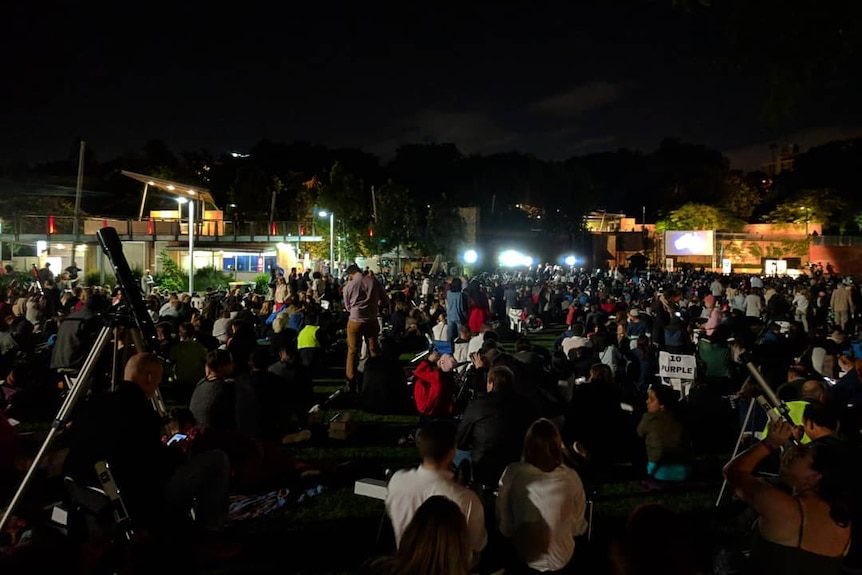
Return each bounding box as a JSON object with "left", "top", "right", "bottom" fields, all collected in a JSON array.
[
  {"left": 124, "top": 352, "right": 164, "bottom": 399},
  {"left": 800, "top": 379, "right": 827, "bottom": 403},
  {"left": 416, "top": 419, "right": 457, "bottom": 467},
  {"left": 487, "top": 365, "right": 514, "bottom": 394},
  {"left": 346, "top": 264, "right": 361, "bottom": 278},
  {"left": 802, "top": 402, "right": 839, "bottom": 440}
]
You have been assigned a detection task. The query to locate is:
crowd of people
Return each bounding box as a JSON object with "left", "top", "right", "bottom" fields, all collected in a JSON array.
[{"left": 0, "top": 258, "right": 861, "bottom": 573}]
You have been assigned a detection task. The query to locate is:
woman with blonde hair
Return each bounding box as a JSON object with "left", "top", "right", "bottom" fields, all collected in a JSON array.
[
  {"left": 497, "top": 418, "right": 588, "bottom": 573},
  {"left": 363, "top": 495, "right": 473, "bottom": 575}
]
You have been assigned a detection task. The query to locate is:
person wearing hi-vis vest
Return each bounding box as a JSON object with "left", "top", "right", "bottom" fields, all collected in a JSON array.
[
  {"left": 761, "top": 380, "right": 829, "bottom": 445},
  {"left": 297, "top": 311, "right": 327, "bottom": 375}
]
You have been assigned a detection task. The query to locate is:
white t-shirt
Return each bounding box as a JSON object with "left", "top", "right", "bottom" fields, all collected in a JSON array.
[
  {"left": 384, "top": 465, "right": 487, "bottom": 554},
  {"left": 467, "top": 332, "right": 485, "bottom": 355},
  {"left": 496, "top": 462, "right": 588, "bottom": 572},
  {"left": 744, "top": 294, "right": 762, "bottom": 317}
]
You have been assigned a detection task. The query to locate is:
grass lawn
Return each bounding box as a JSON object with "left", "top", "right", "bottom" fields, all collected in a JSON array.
[{"left": 198, "top": 325, "right": 744, "bottom": 574}]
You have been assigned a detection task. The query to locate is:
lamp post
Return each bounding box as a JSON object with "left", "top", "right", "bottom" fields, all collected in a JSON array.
[
  {"left": 178, "top": 197, "right": 194, "bottom": 294},
  {"left": 319, "top": 210, "right": 334, "bottom": 272}
]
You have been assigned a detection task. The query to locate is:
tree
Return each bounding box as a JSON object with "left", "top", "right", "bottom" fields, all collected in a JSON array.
[
  {"left": 724, "top": 174, "right": 763, "bottom": 220},
  {"left": 374, "top": 181, "right": 419, "bottom": 253},
  {"left": 319, "top": 162, "right": 373, "bottom": 258},
  {"left": 648, "top": 139, "right": 731, "bottom": 209},
  {"left": 155, "top": 249, "right": 185, "bottom": 292},
  {"left": 423, "top": 195, "right": 466, "bottom": 259},
  {"left": 656, "top": 203, "right": 744, "bottom": 232},
  {"left": 764, "top": 189, "right": 845, "bottom": 230}
]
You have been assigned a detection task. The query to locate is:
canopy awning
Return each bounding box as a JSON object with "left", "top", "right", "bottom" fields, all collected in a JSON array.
[{"left": 122, "top": 170, "right": 219, "bottom": 211}]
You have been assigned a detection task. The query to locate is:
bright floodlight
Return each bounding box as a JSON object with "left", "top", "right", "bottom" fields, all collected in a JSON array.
[
  {"left": 318, "top": 210, "right": 328, "bottom": 217},
  {"left": 499, "top": 249, "right": 524, "bottom": 267},
  {"left": 463, "top": 249, "right": 478, "bottom": 264},
  {"left": 176, "top": 197, "right": 188, "bottom": 204},
  {"left": 565, "top": 255, "right": 576, "bottom": 266}
]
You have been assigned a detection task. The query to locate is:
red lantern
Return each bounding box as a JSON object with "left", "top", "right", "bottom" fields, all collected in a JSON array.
[
  {"left": 147, "top": 219, "right": 154, "bottom": 235},
  {"left": 270, "top": 221, "right": 277, "bottom": 235},
  {"left": 48, "top": 215, "right": 55, "bottom": 234}
]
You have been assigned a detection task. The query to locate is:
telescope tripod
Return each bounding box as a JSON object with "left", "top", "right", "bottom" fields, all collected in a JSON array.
[{"left": 0, "top": 317, "right": 166, "bottom": 533}]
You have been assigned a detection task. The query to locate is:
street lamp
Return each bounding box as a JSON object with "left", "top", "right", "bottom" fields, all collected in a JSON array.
[
  {"left": 318, "top": 210, "right": 335, "bottom": 272},
  {"left": 178, "top": 197, "right": 194, "bottom": 294}
]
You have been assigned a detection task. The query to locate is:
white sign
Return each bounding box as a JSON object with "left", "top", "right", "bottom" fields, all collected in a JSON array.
[
  {"left": 658, "top": 351, "right": 696, "bottom": 380},
  {"left": 722, "top": 259, "right": 732, "bottom": 275}
]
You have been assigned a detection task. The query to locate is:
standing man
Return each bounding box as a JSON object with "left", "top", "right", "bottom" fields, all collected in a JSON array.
[{"left": 342, "top": 263, "right": 390, "bottom": 392}]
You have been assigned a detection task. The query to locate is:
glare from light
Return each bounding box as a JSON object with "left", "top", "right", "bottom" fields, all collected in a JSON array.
[
  {"left": 565, "top": 255, "right": 576, "bottom": 266},
  {"left": 167, "top": 185, "right": 175, "bottom": 190},
  {"left": 176, "top": 197, "right": 188, "bottom": 204},
  {"left": 147, "top": 181, "right": 155, "bottom": 186},
  {"left": 463, "top": 249, "right": 478, "bottom": 264},
  {"left": 318, "top": 210, "right": 329, "bottom": 217},
  {"left": 499, "top": 249, "right": 532, "bottom": 268}
]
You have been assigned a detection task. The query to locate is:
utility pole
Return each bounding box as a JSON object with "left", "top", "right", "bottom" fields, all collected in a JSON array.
[
  {"left": 269, "top": 189, "right": 277, "bottom": 234},
  {"left": 73, "top": 140, "right": 86, "bottom": 237}
]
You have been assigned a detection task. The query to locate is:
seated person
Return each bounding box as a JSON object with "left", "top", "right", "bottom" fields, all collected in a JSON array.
[
  {"left": 297, "top": 311, "right": 327, "bottom": 373},
  {"left": 762, "top": 380, "right": 829, "bottom": 445},
  {"left": 363, "top": 496, "right": 473, "bottom": 575},
  {"left": 189, "top": 349, "right": 236, "bottom": 431},
  {"left": 637, "top": 384, "right": 692, "bottom": 481},
  {"left": 385, "top": 419, "right": 487, "bottom": 560},
  {"left": 268, "top": 332, "right": 314, "bottom": 432},
  {"left": 62, "top": 353, "right": 232, "bottom": 544},
  {"left": 457, "top": 364, "right": 531, "bottom": 488},
  {"left": 497, "top": 418, "right": 588, "bottom": 573},
  {"left": 625, "top": 309, "right": 649, "bottom": 339},
  {"left": 828, "top": 355, "right": 862, "bottom": 408},
  {"left": 412, "top": 352, "right": 456, "bottom": 421},
  {"left": 724, "top": 419, "right": 851, "bottom": 575},
  {"left": 453, "top": 325, "right": 472, "bottom": 365}
]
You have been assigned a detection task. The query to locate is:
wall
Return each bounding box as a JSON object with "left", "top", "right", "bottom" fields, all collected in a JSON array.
[{"left": 808, "top": 245, "right": 862, "bottom": 275}]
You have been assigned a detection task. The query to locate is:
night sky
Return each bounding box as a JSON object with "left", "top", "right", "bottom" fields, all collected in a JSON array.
[{"left": 4, "top": 2, "right": 861, "bottom": 169}]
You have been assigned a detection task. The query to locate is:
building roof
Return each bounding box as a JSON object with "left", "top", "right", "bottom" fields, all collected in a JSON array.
[{"left": 121, "top": 170, "right": 218, "bottom": 209}]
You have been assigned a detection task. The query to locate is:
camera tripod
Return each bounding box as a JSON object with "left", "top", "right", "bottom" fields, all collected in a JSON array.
[{"left": 0, "top": 227, "right": 166, "bottom": 533}]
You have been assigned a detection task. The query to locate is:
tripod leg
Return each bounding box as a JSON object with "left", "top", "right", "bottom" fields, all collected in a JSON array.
[
  {"left": 715, "top": 396, "right": 757, "bottom": 507},
  {"left": 0, "top": 325, "right": 115, "bottom": 531}
]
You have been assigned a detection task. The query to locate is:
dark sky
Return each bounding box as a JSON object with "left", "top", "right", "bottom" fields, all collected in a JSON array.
[{"left": 3, "top": 2, "right": 861, "bottom": 169}]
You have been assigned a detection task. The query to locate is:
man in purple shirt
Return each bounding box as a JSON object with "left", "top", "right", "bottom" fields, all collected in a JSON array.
[{"left": 342, "top": 264, "right": 391, "bottom": 390}]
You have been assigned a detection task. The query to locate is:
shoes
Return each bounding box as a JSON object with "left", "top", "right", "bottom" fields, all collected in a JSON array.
[{"left": 282, "top": 429, "right": 312, "bottom": 444}]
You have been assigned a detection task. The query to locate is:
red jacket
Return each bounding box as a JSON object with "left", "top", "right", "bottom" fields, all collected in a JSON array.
[{"left": 412, "top": 361, "right": 454, "bottom": 417}]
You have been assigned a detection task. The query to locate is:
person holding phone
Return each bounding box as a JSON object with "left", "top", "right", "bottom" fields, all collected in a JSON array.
[{"left": 63, "top": 352, "right": 237, "bottom": 561}]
